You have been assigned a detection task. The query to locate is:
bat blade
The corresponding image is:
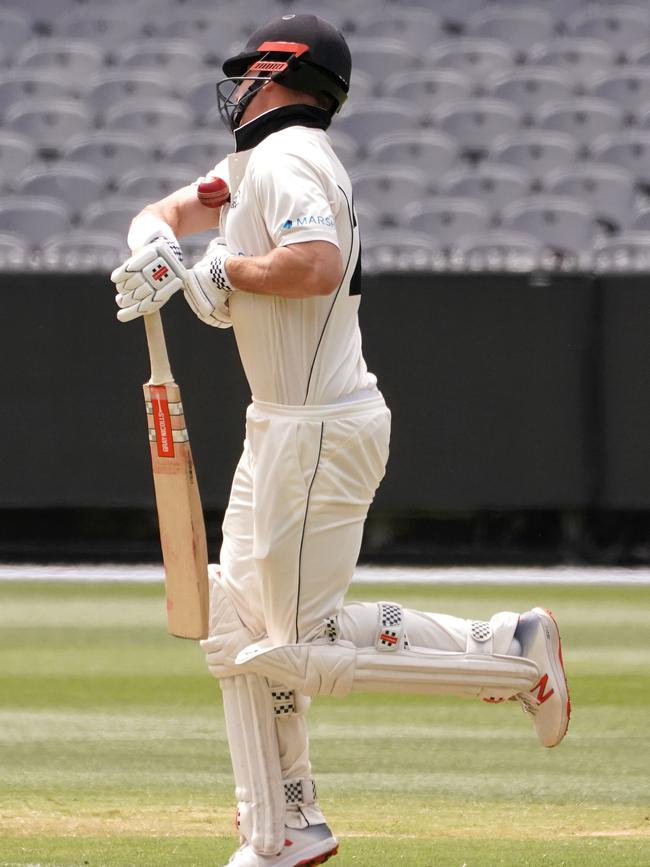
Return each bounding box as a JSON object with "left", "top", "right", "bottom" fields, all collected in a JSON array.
[{"left": 144, "top": 380, "right": 209, "bottom": 639}]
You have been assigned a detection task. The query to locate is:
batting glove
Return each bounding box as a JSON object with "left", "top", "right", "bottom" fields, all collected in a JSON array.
[
  {"left": 111, "top": 237, "right": 187, "bottom": 323},
  {"left": 182, "top": 242, "right": 235, "bottom": 329},
  {"left": 111, "top": 239, "right": 236, "bottom": 328}
]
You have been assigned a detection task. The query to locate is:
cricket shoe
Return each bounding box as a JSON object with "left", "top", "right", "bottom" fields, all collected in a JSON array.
[
  {"left": 514, "top": 608, "right": 571, "bottom": 748},
  {"left": 225, "top": 823, "right": 338, "bottom": 866}
]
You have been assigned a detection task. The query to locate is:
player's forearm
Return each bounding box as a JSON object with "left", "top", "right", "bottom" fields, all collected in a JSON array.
[
  {"left": 134, "top": 187, "right": 221, "bottom": 241},
  {"left": 226, "top": 242, "right": 343, "bottom": 298}
]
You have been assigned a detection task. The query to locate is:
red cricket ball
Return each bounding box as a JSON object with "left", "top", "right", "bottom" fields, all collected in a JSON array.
[{"left": 197, "top": 177, "right": 230, "bottom": 208}]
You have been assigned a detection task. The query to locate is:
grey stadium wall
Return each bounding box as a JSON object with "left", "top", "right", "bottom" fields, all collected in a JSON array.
[{"left": 1, "top": 271, "right": 649, "bottom": 513}]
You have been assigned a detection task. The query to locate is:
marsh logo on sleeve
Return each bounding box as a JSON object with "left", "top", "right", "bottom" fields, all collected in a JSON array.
[{"left": 281, "top": 215, "right": 334, "bottom": 232}]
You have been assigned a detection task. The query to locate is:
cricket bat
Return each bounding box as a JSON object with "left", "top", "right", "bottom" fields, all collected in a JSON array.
[{"left": 143, "top": 311, "right": 209, "bottom": 639}]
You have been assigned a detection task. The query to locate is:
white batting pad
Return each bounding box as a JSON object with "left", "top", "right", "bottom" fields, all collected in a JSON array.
[
  {"left": 220, "top": 675, "right": 286, "bottom": 855},
  {"left": 236, "top": 640, "right": 539, "bottom": 702}
]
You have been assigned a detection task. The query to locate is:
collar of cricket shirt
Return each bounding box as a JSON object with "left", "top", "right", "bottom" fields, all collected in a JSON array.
[{"left": 234, "top": 104, "right": 331, "bottom": 152}]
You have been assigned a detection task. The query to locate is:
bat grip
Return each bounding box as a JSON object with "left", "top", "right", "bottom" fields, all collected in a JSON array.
[{"left": 144, "top": 312, "right": 173, "bottom": 385}]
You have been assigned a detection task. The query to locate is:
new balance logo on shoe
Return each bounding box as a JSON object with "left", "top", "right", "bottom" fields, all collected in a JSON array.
[{"left": 531, "top": 673, "right": 555, "bottom": 705}]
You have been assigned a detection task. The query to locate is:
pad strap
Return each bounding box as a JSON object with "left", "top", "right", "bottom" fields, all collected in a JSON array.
[
  {"left": 466, "top": 619, "right": 494, "bottom": 654},
  {"left": 284, "top": 777, "right": 317, "bottom": 806},
  {"left": 271, "top": 687, "right": 296, "bottom": 716},
  {"left": 376, "top": 602, "right": 408, "bottom": 651}
]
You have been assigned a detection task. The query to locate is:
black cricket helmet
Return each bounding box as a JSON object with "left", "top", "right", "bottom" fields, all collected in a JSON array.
[{"left": 217, "top": 13, "right": 351, "bottom": 131}]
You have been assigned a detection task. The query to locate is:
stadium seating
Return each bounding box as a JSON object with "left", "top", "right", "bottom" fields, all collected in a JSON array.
[
  {"left": 366, "top": 130, "right": 458, "bottom": 176},
  {"left": 16, "top": 163, "right": 105, "bottom": 216},
  {"left": 427, "top": 38, "right": 515, "bottom": 80},
  {"left": 440, "top": 163, "right": 530, "bottom": 216},
  {"left": 0, "top": 196, "right": 71, "bottom": 247},
  {"left": 0, "top": 132, "right": 37, "bottom": 188},
  {"left": 465, "top": 6, "right": 555, "bottom": 61},
  {"left": 545, "top": 164, "right": 636, "bottom": 232},
  {"left": 63, "top": 132, "right": 153, "bottom": 186},
  {"left": 404, "top": 197, "right": 491, "bottom": 247},
  {"left": 501, "top": 194, "right": 597, "bottom": 261},
  {"left": 5, "top": 99, "right": 92, "bottom": 156},
  {"left": 351, "top": 166, "right": 431, "bottom": 225},
  {"left": 432, "top": 98, "right": 522, "bottom": 160},
  {"left": 2, "top": 0, "right": 650, "bottom": 271},
  {"left": 486, "top": 68, "right": 575, "bottom": 124}
]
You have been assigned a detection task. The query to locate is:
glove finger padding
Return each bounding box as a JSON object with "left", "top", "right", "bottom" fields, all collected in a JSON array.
[{"left": 111, "top": 239, "right": 187, "bottom": 321}]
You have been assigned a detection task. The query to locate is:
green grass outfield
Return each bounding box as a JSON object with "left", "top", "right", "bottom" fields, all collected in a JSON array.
[{"left": 1, "top": 579, "right": 648, "bottom": 866}]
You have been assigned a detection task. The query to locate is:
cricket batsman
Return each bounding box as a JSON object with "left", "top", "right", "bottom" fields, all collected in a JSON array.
[{"left": 110, "top": 14, "right": 571, "bottom": 865}]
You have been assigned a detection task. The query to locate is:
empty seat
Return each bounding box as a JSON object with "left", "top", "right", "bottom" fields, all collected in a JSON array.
[
  {"left": 592, "top": 131, "right": 650, "bottom": 188},
  {"left": 593, "top": 231, "right": 650, "bottom": 271},
  {"left": 328, "top": 131, "right": 362, "bottom": 169},
  {"left": 429, "top": 0, "right": 492, "bottom": 34},
  {"left": 0, "top": 196, "right": 71, "bottom": 247},
  {"left": 432, "top": 98, "right": 521, "bottom": 159},
  {"left": 466, "top": 5, "right": 554, "bottom": 60},
  {"left": 632, "top": 207, "right": 650, "bottom": 230},
  {"left": 427, "top": 38, "right": 515, "bottom": 81},
  {"left": 64, "top": 132, "right": 153, "bottom": 185},
  {"left": 82, "top": 198, "right": 146, "bottom": 235},
  {"left": 501, "top": 195, "right": 596, "bottom": 257},
  {"left": 351, "top": 166, "right": 430, "bottom": 224},
  {"left": 355, "top": 9, "right": 441, "bottom": 53},
  {"left": 362, "top": 231, "right": 438, "bottom": 273},
  {"left": 486, "top": 68, "right": 574, "bottom": 122},
  {"left": 384, "top": 69, "right": 473, "bottom": 122},
  {"left": 529, "top": 38, "right": 615, "bottom": 85},
  {"left": 43, "top": 230, "right": 127, "bottom": 270},
  {"left": 366, "top": 129, "right": 458, "bottom": 176},
  {"left": 13, "top": 39, "right": 105, "bottom": 84},
  {"left": 455, "top": 229, "right": 542, "bottom": 271},
  {"left": 143, "top": 11, "right": 247, "bottom": 57},
  {"left": 183, "top": 72, "right": 222, "bottom": 124},
  {"left": 440, "top": 163, "right": 530, "bottom": 214},
  {"left": 346, "top": 38, "right": 415, "bottom": 80},
  {"left": 545, "top": 163, "right": 635, "bottom": 232},
  {"left": 16, "top": 163, "right": 105, "bottom": 215},
  {"left": 103, "top": 98, "right": 193, "bottom": 142},
  {"left": 535, "top": 98, "right": 622, "bottom": 150},
  {"left": 638, "top": 105, "right": 650, "bottom": 131},
  {"left": 57, "top": 8, "right": 134, "bottom": 47},
  {"left": 566, "top": 6, "right": 650, "bottom": 60},
  {"left": 588, "top": 68, "right": 650, "bottom": 124},
  {"left": 5, "top": 100, "right": 92, "bottom": 156},
  {"left": 491, "top": 130, "right": 578, "bottom": 182},
  {"left": 0, "top": 132, "right": 36, "bottom": 188},
  {"left": 0, "top": 71, "right": 71, "bottom": 116},
  {"left": 335, "top": 100, "right": 421, "bottom": 151},
  {"left": 118, "top": 165, "right": 199, "bottom": 200},
  {"left": 353, "top": 200, "right": 380, "bottom": 234},
  {"left": 163, "top": 130, "right": 234, "bottom": 169},
  {"left": 496, "top": 0, "right": 585, "bottom": 18},
  {"left": 0, "top": 8, "right": 32, "bottom": 60},
  {"left": 114, "top": 40, "right": 205, "bottom": 79},
  {"left": 404, "top": 197, "right": 490, "bottom": 247},
  {"left": 0, "top": 231, "right": 29, "bottom": 269},
  {"left": 344, "top": 70, "right": 373, "bottom": 104},
  {"left": 628, "top": 40, "right": 650, "bottom": 65},
  {"left": 86, "top": 71, "right": 176, "bottom": 116}
]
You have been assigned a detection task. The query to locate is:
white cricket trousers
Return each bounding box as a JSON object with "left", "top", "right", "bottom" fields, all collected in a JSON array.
[{"left": 220, "top": 394, "right": 391, "bottom": 645}]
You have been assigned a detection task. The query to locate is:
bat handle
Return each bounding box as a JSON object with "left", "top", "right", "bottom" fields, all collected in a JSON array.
[{"left": 144, "top": 312, "right": 173, "bottom": 385}]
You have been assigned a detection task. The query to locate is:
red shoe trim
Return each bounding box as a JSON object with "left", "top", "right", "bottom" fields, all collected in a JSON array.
[
  {"left": 295, "top": 844, "right": 338, "bottom": 866},
  {"left": 542, "top": 608, "right": 572, "bottom": 731}
]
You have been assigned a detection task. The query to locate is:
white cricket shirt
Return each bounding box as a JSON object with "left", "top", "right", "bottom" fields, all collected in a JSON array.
[{"left": 207, "top": 121, "right": 378, "bottom": 407}]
